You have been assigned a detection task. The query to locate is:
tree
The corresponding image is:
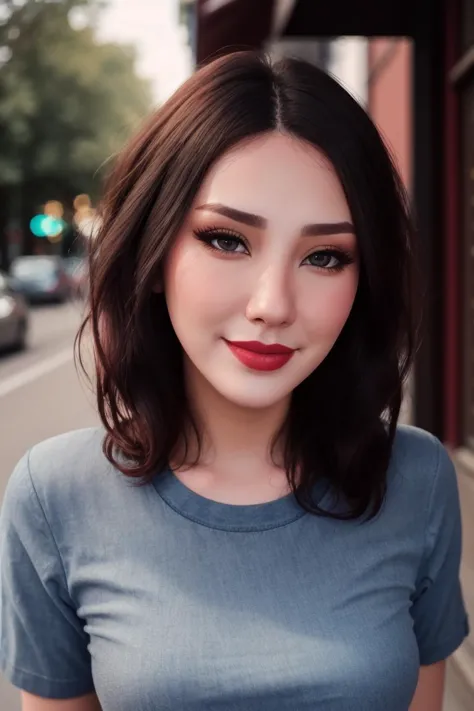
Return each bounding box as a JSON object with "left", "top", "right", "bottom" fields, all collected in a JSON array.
[{"left": 0, "top": 0, "right": 153, "bottom": 267}]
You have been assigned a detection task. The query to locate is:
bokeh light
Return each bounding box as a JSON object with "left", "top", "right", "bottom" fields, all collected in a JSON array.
[{"left": 30, "top": 214, "right": 65, "bottom": 239}]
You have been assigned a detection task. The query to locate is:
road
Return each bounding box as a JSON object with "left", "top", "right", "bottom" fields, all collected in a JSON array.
[{"left": 0, "top": 301, "right": 98, "bottom": 710}]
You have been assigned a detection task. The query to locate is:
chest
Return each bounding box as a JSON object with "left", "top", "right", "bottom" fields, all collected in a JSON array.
[{"left": 69, "top": 520, "right": 422, "bottom": 710}]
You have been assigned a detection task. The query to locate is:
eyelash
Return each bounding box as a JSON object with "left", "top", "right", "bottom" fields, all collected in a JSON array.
[{"left": 193, "top": 226, "right": 355, "bottom": 273}]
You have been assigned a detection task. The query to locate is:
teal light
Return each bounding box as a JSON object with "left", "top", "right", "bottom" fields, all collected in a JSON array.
[
  {"left": 30, "top": 215, "right": 65, "bottom": 238},
  {"left": 30, "top": 215, "right": 48, "bottom": 237}
]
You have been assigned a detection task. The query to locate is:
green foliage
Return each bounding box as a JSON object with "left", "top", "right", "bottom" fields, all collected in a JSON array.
[{"left": 0, "top": 0, "right": 153, "bottom": 190}]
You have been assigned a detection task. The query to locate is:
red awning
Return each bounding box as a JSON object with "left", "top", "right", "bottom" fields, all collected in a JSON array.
[
  {"left": 196, "top": 0, "right": 417, "bottom": 64},
  {"left": 196, "top": 0, "right": 276, "bottom": 64}
]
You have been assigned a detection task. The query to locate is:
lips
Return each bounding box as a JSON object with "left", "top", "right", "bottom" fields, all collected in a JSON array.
[{"left": 224, "top": 340, "right": 295, "bottom": 372}]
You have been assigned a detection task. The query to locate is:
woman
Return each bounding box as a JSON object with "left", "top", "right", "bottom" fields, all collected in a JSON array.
[{"left": 0, "top": 52, "right": 469, "bottom": 711}]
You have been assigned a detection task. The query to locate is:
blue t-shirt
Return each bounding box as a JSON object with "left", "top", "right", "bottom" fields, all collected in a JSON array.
[{"left": 0, "top": 425, "right": 469, "bottom": 710}]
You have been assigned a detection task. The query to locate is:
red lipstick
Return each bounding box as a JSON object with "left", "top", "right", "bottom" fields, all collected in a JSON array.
[{"left": 225, "top": 340, "right": 295, "bottom": 371}]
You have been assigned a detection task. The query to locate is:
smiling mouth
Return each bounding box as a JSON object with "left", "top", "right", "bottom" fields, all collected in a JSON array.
[{"left": 224, "top": 340, "right": 295, "bottom": 372}]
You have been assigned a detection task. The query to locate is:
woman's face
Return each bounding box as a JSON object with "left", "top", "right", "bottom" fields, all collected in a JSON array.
[{"left": 163, "top": 132, "right": 359, "bottom": 410}]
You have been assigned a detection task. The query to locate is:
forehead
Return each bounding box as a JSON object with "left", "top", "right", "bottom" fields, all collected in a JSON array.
[{"left": 194, "top": 132, "right": 351, "bottom": 225}]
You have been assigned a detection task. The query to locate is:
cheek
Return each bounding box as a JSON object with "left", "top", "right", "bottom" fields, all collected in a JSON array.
[
  {"left": 302, "top": 272, "right": 358, "bottom": 339},
  {"left": 164, "top": 241, "right": 239, "bottom": 325}
]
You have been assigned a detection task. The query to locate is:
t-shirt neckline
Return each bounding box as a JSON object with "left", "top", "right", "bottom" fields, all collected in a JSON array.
[{"left": 152, "top": 468, "right": 330, "bottom": 532}]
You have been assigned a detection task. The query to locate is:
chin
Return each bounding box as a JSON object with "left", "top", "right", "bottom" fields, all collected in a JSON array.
[{"left": 211, "top": 379, "right": 295, "bottom": 410}]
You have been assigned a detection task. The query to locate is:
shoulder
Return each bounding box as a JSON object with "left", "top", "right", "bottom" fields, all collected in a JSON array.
[
  {"left": 3, "top": 428, "right": 112, "bottom": 524},
  {"left": 27, "top": 426, "right": 107, "bottom": 476},
  {"left": 387, "top": 424, "right": 458, "bottom": 514},
  {"left": 390, "top": 423, "right": 442, "bottom": 471},
  {"left": 29, "top": 426, "right": 109, "bottom": 488}
]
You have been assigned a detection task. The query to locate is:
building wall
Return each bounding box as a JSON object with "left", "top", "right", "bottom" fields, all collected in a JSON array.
[
  {"left": 330, "top": 37, "right": 413, "bottom": 190},
  {"left": 328, "top": 37, "right": 412, "bottom": 189},
  {"left": 367, "top": 38, "right": 413, "bottom": 191},
  {"left": 367, "top": 39, "right": 414, "bottom": 424},
  {"left": 328, "top": 37, "right": 414, "bottom": 426},
  {"left": 366, "top": 31, "right": 474, "bottom": 711},
  {"left": 446, "top": 0, "right": 474, "bottom": 706}
]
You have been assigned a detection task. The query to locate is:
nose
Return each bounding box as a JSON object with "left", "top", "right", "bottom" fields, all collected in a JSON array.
[{"left": 245, "top": 265, "right": 296, "bottom": 328}]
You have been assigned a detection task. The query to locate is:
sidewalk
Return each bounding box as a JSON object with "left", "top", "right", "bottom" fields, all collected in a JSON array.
[{"left": 444, "top": 658, "right": 473, "bottom": 711}]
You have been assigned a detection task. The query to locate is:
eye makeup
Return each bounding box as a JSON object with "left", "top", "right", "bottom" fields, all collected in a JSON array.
[
  {"left": 193, "top": 226, "right": 249, "bottom": 254},
  {"left": 192, "top": 226, "right": 356, "bottom": 272}
]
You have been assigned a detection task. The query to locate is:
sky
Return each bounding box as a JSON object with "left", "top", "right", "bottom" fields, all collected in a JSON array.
[{"left": 93, "top": 0, "right": 193, "bottom": 105}]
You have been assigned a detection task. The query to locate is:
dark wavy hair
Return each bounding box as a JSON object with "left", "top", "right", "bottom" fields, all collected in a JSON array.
[{"left": 77, "top": 51, "right": 418, "bottom": 521}]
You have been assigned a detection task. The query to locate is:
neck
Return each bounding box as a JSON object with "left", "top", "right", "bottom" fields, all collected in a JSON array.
[{"left": 175, "top": 358, "right": 290, "bottom": 488}]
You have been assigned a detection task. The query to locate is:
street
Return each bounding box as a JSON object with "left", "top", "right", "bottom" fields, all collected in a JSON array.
[{"left": 0, "top": 300, "right": 98, "bottom": 709}]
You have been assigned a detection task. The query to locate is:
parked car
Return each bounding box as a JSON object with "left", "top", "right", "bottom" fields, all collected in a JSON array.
[
  {"left": 0, "top": 271, "right": 29, "bottom": 351},
  {"left": 10, "top": 255, "right": 73, "bottom": 304},
  {"left": 63, "top": 256, "right": 89, "bottom": 300}
]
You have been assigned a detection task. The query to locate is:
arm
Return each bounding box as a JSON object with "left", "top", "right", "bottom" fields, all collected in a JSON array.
[
  {"left": 408, "top": 661, "right": 445, "bottom": 711},
  {"left": 22, "top": 691, "right": 102, "bottom": 711},
  {"left": 0, "top": 454, "right": 95, "bottom": 700}
]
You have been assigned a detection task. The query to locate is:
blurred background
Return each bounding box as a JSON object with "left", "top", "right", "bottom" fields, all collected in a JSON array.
[{"left": 0, "top": 0, "right": 472, "bottom": 709}]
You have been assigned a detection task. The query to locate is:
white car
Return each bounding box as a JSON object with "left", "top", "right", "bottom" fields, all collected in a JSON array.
[{"left": 0, "top": 270, "right": 29, "bottom": 351}]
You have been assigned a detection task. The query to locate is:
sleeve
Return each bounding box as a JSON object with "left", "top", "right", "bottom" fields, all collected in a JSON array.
[
  {"left": 0, "top": 450, "right": 95, "bottom": 698},
  {"left": 410, "top": 439, "right": 470, "bottom": 666}
]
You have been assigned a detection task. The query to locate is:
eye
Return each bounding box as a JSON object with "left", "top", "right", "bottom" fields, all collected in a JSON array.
[
  {"left": 193, "top": 228, "right": 249, "bottom": 254},
  {"left": 306, "top": 251, "right": 339, "bottom": 268},
  {"left": 303, "top": 249, "right": 354, "bottom": 272},
  {"left": 212, "top": 236, "right": 246, "bottom": 253}
]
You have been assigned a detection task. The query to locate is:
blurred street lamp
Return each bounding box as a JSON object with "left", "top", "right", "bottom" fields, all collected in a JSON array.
[
  {"left": 73, "top": 193, "right": 100, "bottom": 239},
  {"left": 29, "top": 214, "right": 65, "bottom": 240},
  {"left": 73, "top": 194, "right": 91, "bottom": 211},
  {"left": 44, "top": 200, "right": 64, "bottom": 219}
]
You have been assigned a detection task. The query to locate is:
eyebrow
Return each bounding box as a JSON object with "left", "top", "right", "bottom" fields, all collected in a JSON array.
[{"left": 195, "top": 203, "right": 355, "bottom": 236}]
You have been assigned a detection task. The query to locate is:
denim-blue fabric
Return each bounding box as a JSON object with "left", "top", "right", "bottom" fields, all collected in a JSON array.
[{"left": 0, "top": 425, "right": 469, "bottom": 710}]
